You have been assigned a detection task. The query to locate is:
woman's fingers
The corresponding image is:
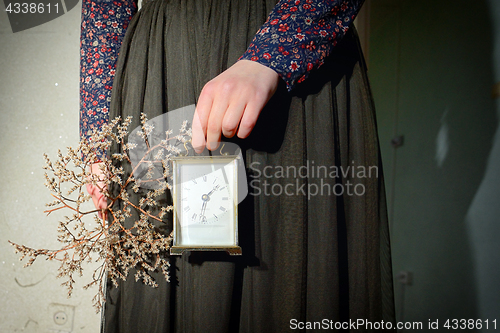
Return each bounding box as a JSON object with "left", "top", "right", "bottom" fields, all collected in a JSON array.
[
  {"left": 86, "top": 183, "right": 93, "bottom": 195},
  {"left": 192, "top": 60, "right": 279, "bottom": 152},
  {"left": 222, "top": 100, "right": 247, "bottom": 138},
  {"left": 237, "top": 102, "right": 260, "bottom": 139},
  {"left": 236, "top": 87, "right": 270, "bottom": 138},
  {"left": 86, "top": 163, "right": 108, "bottom": 220},
  {"left": 191, "top": 112, "right": 205, "bottom": 153},
  {"left": 206, "top": 93, "right": 229, "bottom": 151},
  {"left": 95, "top": 188, "right": 108, "bottom": 220},
  {"left": 192, "top": 83, "right": 215, "bottom": 152}
]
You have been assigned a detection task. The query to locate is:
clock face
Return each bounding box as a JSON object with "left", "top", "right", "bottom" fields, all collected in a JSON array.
[
  {"left": 179, "top": 166, "right": 232, "bottom": 226},
  {"left": 173, "top": 157, "right": 237, "bottom": 247}
]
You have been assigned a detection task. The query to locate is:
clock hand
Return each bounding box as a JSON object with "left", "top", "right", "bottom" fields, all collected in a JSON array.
[
  {"left": 199, "top": 200, "right": 207, "bottom": 219},
  {"left": 206, "top": 184, "right": 220, "bottom": 197},
  {"left": 198, "top": 184, "right": 220, "bottom": 223}
]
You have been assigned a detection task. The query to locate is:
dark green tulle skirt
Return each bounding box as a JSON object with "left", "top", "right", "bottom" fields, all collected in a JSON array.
[{"left": 105, "top": 0, "right": 395, "bottom": 331}]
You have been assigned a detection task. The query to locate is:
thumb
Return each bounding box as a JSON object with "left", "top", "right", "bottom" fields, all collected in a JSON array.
[{"left": 86, "top": 183, "right": 94, "bottom": 195}]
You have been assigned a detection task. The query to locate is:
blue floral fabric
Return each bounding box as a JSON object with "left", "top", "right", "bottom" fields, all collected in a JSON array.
[
  {"left": 80, "top": 0, "right": 363, "bottom": 145},
  {"left": 240, "top": 0, "right": 364, "bottom": 90},
  {"left": 80, "top": 0, "right": 137, "bottom": 144}
]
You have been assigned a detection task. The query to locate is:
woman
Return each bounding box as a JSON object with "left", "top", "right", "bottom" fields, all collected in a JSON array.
[{"left": 81, "top": 0, "right": 395, "bottom": 331}]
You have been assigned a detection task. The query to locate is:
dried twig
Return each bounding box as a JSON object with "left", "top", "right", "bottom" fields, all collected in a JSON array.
[{"left": 9, "top": 114, "right": 191, "bottom": 312}]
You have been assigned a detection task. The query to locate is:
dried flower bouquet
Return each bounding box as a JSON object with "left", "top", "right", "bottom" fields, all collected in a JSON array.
[{"left": 9, "top": 114, "right": 191, "bottom": 311}]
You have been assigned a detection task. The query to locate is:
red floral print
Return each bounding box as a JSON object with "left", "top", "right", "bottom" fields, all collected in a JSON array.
[
  {"left": 240, "top": 0, "right": 364, "bottom": 90},
  {"left": 79, "top": 0, "right": 136, "bottom": 156}
]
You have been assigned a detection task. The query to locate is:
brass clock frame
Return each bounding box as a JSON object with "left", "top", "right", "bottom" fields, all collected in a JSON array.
[{"left": 170, "top": 155, "right": 242, "bottom": 255}]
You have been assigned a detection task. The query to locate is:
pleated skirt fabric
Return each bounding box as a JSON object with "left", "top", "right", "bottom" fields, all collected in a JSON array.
[{"left": 105, "top": 0, "right": 395, "bottom": 332}]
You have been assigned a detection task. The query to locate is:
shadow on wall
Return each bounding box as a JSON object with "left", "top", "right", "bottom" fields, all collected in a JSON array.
[
  {"left": 419, "top": 0, "right": 497, "bottom": 321},
  {"left": 464, "top": 0, "right": 500, "bottom": 325},
  {"left": 370, "top": 0, "right": 498, "bottom": 325}
]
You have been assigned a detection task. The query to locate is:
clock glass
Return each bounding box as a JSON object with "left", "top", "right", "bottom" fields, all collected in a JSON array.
[{"left": 171, "top": 156, "right": 240, "bottom": 254}]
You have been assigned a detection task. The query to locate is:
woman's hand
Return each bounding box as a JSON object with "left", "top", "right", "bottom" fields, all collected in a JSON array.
[
  {"left": 86, "top": 162, "right": 108, "bottom": 220},
  {"left": 192, "top": 59, "right": 280, "bottom": 152}
]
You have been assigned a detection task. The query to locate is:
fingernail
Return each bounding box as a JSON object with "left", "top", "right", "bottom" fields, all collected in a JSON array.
[{"left": 192, "top": 142, "right": 204, "bottom": 154}]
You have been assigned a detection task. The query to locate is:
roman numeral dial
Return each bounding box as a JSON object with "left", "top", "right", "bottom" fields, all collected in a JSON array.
[{"left": 179, "top": 164, "right": 234, "bottom": 226}]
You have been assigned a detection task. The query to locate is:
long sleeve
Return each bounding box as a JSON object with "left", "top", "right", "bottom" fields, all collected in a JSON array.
[
  {"left": 239, "top": 0, "right": 364, "bottom": 91},
  {"left": 79, "top": 0, "right": 364, "bottom": 147},
  {"left": 79, "top": 0, "right": 136, "bottom": 157}
]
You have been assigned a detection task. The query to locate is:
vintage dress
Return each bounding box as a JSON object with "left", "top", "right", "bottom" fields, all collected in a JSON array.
[
  {"left": 81, "top": 0, "right": 363, "bottom": 139},
  {"left": 80, "top": 0, "right": 395, "bottom": 332}
]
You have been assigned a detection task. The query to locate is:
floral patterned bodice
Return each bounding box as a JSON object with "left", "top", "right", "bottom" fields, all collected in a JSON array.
[{"left": 80, "top": 0, "right": 363, "bottom": 143}]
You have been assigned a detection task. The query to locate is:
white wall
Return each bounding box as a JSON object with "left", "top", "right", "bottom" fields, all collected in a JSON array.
[{"left": 0, "top": 3, "right": 101, "bottom": 332}]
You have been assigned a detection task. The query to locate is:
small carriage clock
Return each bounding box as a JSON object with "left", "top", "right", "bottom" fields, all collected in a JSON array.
[{"left": 170, "top": 155, "right": 242, "bottom": 255}]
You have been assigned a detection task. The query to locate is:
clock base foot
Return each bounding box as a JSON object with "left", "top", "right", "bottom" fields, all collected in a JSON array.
[{"left": 170, "top": 246, "right": 242, "bottom": 256}]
